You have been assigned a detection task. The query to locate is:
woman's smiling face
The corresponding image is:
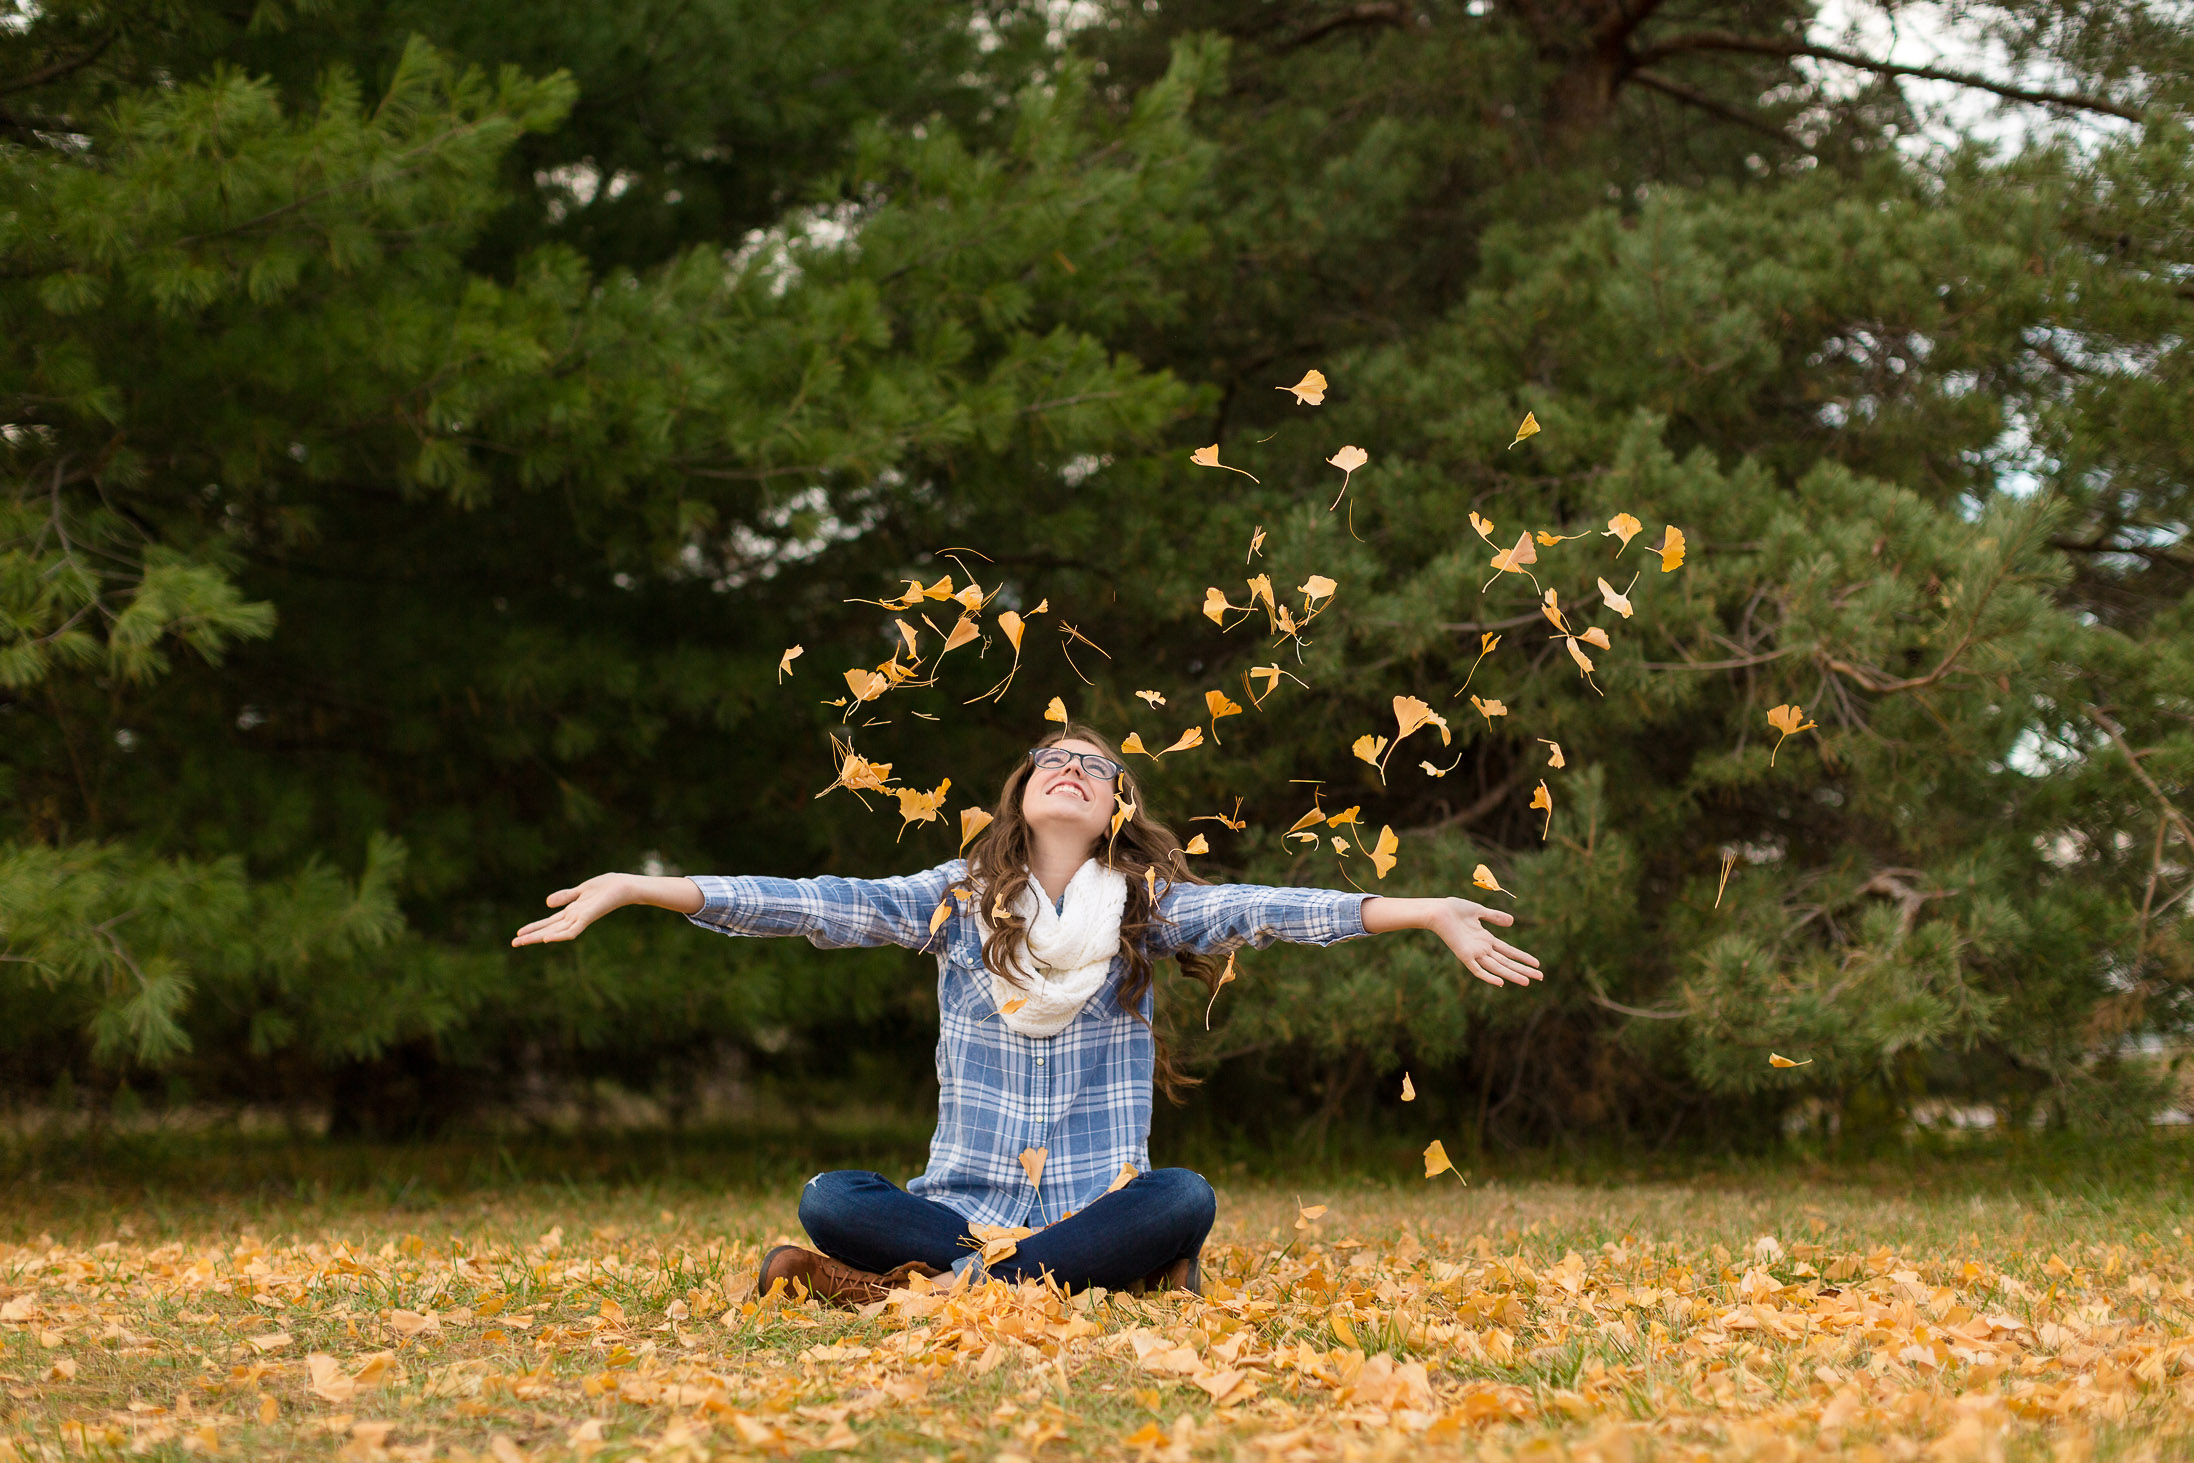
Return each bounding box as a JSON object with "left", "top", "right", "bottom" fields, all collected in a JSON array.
[{"left": 1020, "top": 737, "right": 1116, "bottom": 849}]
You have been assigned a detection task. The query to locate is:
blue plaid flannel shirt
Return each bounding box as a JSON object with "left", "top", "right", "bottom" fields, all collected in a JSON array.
[{"left": 686, "top": 858, "right": 1373, "bottom": 1228}]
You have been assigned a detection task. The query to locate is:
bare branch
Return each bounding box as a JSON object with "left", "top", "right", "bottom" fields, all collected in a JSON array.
[
  {"left": 1630, "top": 30, "right": 2146, "bottom": 122},
  {"left": 0, "top": 29, "right": 120, "bottom": 100}
]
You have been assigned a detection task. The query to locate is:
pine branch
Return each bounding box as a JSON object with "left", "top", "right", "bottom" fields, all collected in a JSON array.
[
  {"left": 0, "top": 28, "right": 120, "bottom": 100},
  {"left": 1629, "top": 69, "right": 1803, "bottom": 147},
  {"left": 1629, "top": 30, "right": 2146, "bottom": 122}
]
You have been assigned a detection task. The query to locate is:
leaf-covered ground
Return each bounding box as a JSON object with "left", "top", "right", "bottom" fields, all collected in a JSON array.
[{"left": 5, "top": 1148, "right": 2193, "bottom": 1461}]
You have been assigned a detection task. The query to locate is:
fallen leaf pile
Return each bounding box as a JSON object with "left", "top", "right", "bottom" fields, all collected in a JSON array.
[{"left": 7, "top": 1194, "right": 2194, "bottom": 1461}]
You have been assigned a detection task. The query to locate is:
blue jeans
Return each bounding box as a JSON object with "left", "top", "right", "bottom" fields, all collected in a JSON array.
[{"left": 798, "top": 1168, "right": 1216, "bottom": 1290}]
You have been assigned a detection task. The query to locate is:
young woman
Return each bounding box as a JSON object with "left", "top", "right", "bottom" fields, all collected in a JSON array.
[{"left": 512, "top": 722, "right": 1544, "bottom": 1305}]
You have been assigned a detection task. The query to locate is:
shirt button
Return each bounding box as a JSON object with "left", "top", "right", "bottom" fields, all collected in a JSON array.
[{"left": 1036, "top": 1058, "right": 1046, "bottom": 1066}]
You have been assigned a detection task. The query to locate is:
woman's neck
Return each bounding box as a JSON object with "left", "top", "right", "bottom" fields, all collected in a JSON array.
[{"left": 1028, "top": 833, "right": 1099, "bottom": 905}]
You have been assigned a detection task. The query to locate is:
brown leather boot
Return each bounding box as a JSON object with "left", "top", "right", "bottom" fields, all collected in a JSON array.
[
  {"left": 754, "top": 1245, "right": 943, "bottom": 1308},
  {"left": 1125, "top": 1251, "right": 1202, "bottom": 1297}
]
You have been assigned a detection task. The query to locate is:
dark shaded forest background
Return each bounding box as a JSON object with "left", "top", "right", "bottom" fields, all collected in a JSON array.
[{"left": 5, "top": 0, "right": 2193, "bottom": 1156}]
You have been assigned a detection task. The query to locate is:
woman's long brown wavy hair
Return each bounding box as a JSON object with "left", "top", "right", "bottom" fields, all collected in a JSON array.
[{"left": 962, "top": 721, "right": 1227, "bottom": 1103}]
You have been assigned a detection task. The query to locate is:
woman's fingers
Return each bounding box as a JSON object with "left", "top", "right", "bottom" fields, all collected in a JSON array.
[{"left": 1493, "top": 940, "right": 1541, "bottom": 968}]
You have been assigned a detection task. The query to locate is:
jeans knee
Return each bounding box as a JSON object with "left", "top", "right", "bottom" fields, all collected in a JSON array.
[
  {"left": 1145, "top": 1168, "right": 1216, "bottom": 1230},
  {"left": 797, "top": 1169, "right": 881, "bottom": 1237}
]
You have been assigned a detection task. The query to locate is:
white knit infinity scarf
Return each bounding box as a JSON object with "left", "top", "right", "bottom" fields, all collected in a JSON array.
[{"left": 973, "top": 858, "right": 1128, "bottom": 1038}]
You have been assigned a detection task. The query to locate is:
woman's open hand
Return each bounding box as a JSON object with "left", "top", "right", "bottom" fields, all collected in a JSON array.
[
  {"left": 1361, "top": 894, "right": 1547, "bottom": 988},
  {"left": 511, "top": 874, "right": 632, "bottom": 947},
  {"left": 1432, "top": 897, "right": 1542, "bottom": 987}
]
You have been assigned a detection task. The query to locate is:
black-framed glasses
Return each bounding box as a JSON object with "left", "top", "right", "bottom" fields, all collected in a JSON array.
[{"left": 1027, "top": 746, "right": 1125, "bottom": 783}]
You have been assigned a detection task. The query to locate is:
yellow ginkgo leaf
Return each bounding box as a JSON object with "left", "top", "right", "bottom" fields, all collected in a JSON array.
[
  {"left": 1370, "top": 825, "right": 1399, "bottom": 879},
  {"left": 996, "top": 610, "right": 1026, "bottom": 652},
  {"left": 1105, "top": 1164, "right": 1138, "bottom": 1194},
  {"left": 1190, "top": 444, "right": 1260, "bottom": 482},
  {"left": 1278, "top": 369, "right": 1329, "bottom": 405},
  {"left": 1400, "top": 1073, "right": 1416, "bottom": 1102},
  {"left": 1110, "top": 793, "right": 1136, "bottom": 840},
  {"left": 778, "top": 645, "right": 804, "bottom": 682},
  {"left": 1295, "top": 1201, "right": 1327, "bottom": 1231},
  {"left": 1598, "top": 574, "right": 1638, "bottom": 618},
  {"left": 1019, "top": 1147, "right": 1047, "bottom": 1188},
  {"left": 1531, "top": 779, "right": 1553, "bottom": 840},
  {"left": 1455, "top": 631, "right": 1500, "bottom": 697},
  {"left": 1423, "top": 1138, "right": 1456, "bottom": 1179},
  {"left": 1353, "top": 733, "right": 1388, "bottom": 768},
  {"left": 1298, "top": 574, "right": 1338, "bottom": 605},
  {"left": 1000, "top": 996, "right": 1028, "bottom": 1015},
  {"left": 1327, "top": 445, "right": 1369, "bottom": 509},
  {"left": 1469, "top": 511, "right": 1498, "bottom": 544},
  {"left": 1541, "top": 588, "right": 1569, "bottom": 635},
  {"left": 1566, "top": 636, "right": 1599, "bottom": 683},
  {"left": 1247, "top": 525, "right": 1266, "bottom": 562},
  {"left": 1472, "top": 864, "right": 1505, "bottom": 894},
  {"left": 1201, "top": 586, "right": 1244, "bottom": 626},
  {"left": 929, "top": 898, "right": 954, "bottom": 937},
  {"left": 1538, "top": 738, "right": 1566, "bottom": 769},
  {"left": 1136, "top": 689, "right": 1166, "bottom": 707},
  {"left": 894, "top": 777, "right": 952, "bottom": 842},
  {"left": 1580, "top": 625, "right": 1611, "bottom": 650},
  {"left": 844, "top": 667, "right": 889, "bottom": 704},
  {"left": 1245, "top": 574, "right": 1277, "bottom": 617},
  {"left": 1484, "top": 531, "right": 1541, "bottom": 593},
  {"left": 1508, "top": 411, "right": 1540, "bottom": 449},
  {"left": 1204, "top": 951, "right": 1237, "bottom": 1029},
  {"left": 1183, "top": 833, "right": 1209, "bottom": 855},
  {"left": 1120, "top": 732, "right": 1151, "bottom": 757},
  {"left": 1160, "top": 726, "right": 1205, "bottom": 755},
  {"left": 1422, "top": 756, "right": 1460, "bottom": 778},
  {"left": 1651, "top": 525, "right": 1687, "bottom": 572},
  {"left": 1043, "top": 696, "right": 1069, "bottom": 723},
  {"left": 1284, "top": 806, "right": 1327, "bottom": 838},
  {"left": 1604, "top": 512, "right": 1643, "bottom": 551},
  {"left": 1394, "top": 694, "right": 1438, "bottom": 740},
  {"left": 1766, "top": 703, "right": 1818, "bottom": 766},
  {"left": 1768, "top": 1053, "right": 1813, "bottom": 1068},
  {"left": 1470, "top": 694, "right": 1507, "bottom": 722},
  {"left": 1326, "top": 805, "right": 1361, "bottom": 829},
  {"left": 958, "top": 807, "right": 993, "bottom": 852},
  {"left": 1332, "top": 836, "right": 1351, "bottom": 856}
]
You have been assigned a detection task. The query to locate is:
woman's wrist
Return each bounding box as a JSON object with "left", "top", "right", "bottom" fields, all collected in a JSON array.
[
  {"left": 1362, "top": 896, "right": 1450, "bottom": 934},
  {"left": 622, "top": 873, "right": 705, "bottom": 914}
]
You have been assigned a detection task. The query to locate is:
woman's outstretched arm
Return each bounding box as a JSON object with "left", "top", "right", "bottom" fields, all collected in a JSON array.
[
  {"left": 1156, "top": 883, "right": 1544, "bottom": 989},
  {"left": 512, "top": 864, "right": 961, "bottom": 951}
]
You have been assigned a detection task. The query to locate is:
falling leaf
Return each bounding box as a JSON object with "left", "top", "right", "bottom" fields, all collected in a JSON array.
[
  {"left": 1326, "top": 805, "right": 1361, "bottom": 829},
  {"left": 1651, "top": 525, "right": 1687, "bottom": 572},
  {"left": 1370, "top": 825, "right": 1399, "bottom": 879},
  {"left": 1598, "top": 574, "right": 1638, "bottom": 618},
  {"left": 1400, "top": 1073, "right": 1416, "bottom": 1102},
  {"left": 1473, "top": 865, "right": 1505, "bottom": 894},
  {"left": 1298, "top": 574, "right": 1338, "bottom": 606},
  {"left": 959, "top": 807, "right": 994, "bottom": 852},
  {"left": 1531, "top": 780, "right": 1553, "bottom": 840},
  {"left": 996, "top": 610, "right": 1027, "bottom": 652},
  {"left": 1326, "top": 445, "right": 1369, "bottom": 509},
  {"left": 1508, "top": 411, "right": 1540, "bottom": 449},
  {"left": 844, "top": 667, "right": 889, "bottom": 703},
  {"left": 1191, "top": 444, "right": 1260, "bottom": 483},
  {"left": 1184, "top": 834, "right": 1210, "bottom": 855},
  {"left": 1423, "top": 1139, "right": 1456, "bottom": 1179},
  {"left": 1105, "top": 1164, "right": 1138, "bottom": 1195},
  {"left": 1541, "top": 588, "right": 1570, "bottom": 635},
  {"left": 1247, "top": 526, "right": 1266, "bottom": 562},
  {"left": 1136, "top": 689, "right": 1166, "bottom": 708},
  {"left": 1537, "top": 739, "right": 1566, "bottom": 769},
  {"left": 1422, "top": 754, "right": 1461, "bottom": 777},
  {"left": 929, "top": 898, "right": 955, "bottom": 938},
  {"left": 1455, "top": 631, "right": 1500, "bottom": 697},
  {"left": 1000, "top": 997, "right": 1028, "bottom": 1016},
  {"left": 1604, "top": 512, "right": 1643, "bottom": 552},
  {"left": 1295, "top": 1201, "right": 1328, "bottom": 1231},
  {"left": 778, "top": 645, "right": 803, "bottom": 682},
  {"left": 1565, "top": 636, "right": 1598, "bottom": 679},
  {"left": 1121, "top": 732, "right": 1150, "bottom": 757},
  {"left": 1332, "top": 836, "right": 1351, "bottom": 856},
  {"left": 1206, "top": 689, "right": 1243, "bottom": 743},
  {"left": 1470, "top": 695, "right": 1507, "bottom": 722},
  {"left": 1353, "top": 733, "right": 1388, "bottom": 769},
  {"left": 1044, "top": 696, "right": 1068, "bottom": 723},
  {"left": 1580, "top": 625, "right": 1611, "bottom": 650},
  {"left": 895, "top": 777, "right": 952, "bottom": 841},
  {"left": 1536, "top": 528, "right": 1588, "bottom": 546},
  {"left": 1204, "top": 952, "right": 1237, "bottom": 1029},
  {"left": 1469, "top": 511, "right": 1498, "bottom": 544},
  {"left": 1203, "top": 586, "right": 1247, "bottom": 626},
  {"left": 1766, "top": 704, "right": 1818, "bottom": 766},
  {"left": 1484, "top": 531, "right": 1541, "bottom": 593},
  {"left": 1245, "top": 575, "right": 1277, "bottom": 618},
  {"left": 1161, "top": 726, "right": 1205, "bottom": 755},
  {"left": 1715, "top": 848, "right": 1737, "bottom": 908},
  {"left": 1019, "top": 1147, "right": 1048, "bottom": 1188},
  {"left": 1110, "top": 792, "right": 1137, "bottom": 840},
  {"left": 1768, "top": 1053, "right": 1813, "bottom": 1068},
  {"left": 1278, "top": 369, "right": 1328, "bottom": 405}
]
